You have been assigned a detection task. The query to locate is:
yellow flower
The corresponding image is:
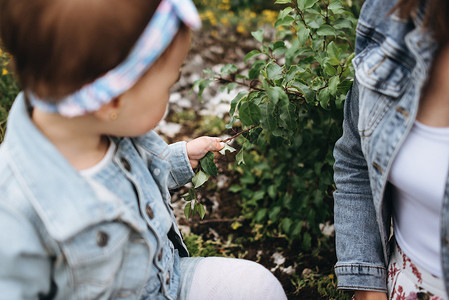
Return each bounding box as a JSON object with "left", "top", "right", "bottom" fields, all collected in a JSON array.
[
  {"left": 220, "top": 17, "right": 230, "bottom": 27},
  {"left": 2, "top": 68, "right": 8, "bottom": 76},
  {"left": 218, "top": 3, "right": 230, "bottom": 10},
  {"left": 236, "top": 24, "right": 246, "bottom": 34}
]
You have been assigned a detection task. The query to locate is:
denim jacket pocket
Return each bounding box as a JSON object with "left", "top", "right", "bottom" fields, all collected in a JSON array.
[
  {"left": 60, "top": 221, "right": 147, "bottom": 299},
  {"left": 353, "top": 39, "right": 412, "bottom": 137}
]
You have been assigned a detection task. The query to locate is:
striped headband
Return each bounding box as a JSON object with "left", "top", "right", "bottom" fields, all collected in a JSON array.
[{"left": 29, "top": 0, "right": 201, "bottom": 117}]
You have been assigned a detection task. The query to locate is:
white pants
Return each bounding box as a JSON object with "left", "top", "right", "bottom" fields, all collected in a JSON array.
[{"left": 180, "top": 257, "right": 287, "bottom": 300}]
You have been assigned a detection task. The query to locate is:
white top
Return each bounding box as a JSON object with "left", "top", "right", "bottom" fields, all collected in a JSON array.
[
  {"left": 80, "top": 139, "right": 116, "bottom": 177},
  {"left": 389, "top": 121, "right": 449, "bottom": 278}
]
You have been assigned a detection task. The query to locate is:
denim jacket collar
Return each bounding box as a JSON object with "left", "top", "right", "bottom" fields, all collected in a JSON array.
[{"left": 4, "top": 93, "right": 145, "bottom": 241}]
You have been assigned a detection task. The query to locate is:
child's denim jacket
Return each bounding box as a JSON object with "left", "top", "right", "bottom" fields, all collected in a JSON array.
[
  {"left": 0, "top": 94, "right": 195, "bottom": 299},
  {"left": 332, "top": 0, "right": 445, "bottom": 293}
]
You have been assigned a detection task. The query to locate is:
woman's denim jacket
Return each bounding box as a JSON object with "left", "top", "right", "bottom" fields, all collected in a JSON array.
[
  {"left": 332, "top": 0, "right": 446, "bottom": 293},
  {"left": 0, "top": 94, "right": 195, "bottom": 299}
]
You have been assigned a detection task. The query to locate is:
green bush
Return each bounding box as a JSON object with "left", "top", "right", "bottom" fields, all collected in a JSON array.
[{"left": 196, "top": 0, "right": 359, "bottom": 248}]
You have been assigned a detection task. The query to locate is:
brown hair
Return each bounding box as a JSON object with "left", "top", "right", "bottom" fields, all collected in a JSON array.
[
  {"left": 0, "top": 0, "right": 161, "bottom": 100},
  {"left": 392, "top": 0, "right": 449, "bottom": 45}
]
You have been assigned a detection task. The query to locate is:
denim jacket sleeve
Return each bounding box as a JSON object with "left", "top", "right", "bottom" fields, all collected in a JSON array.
[
  {"left": 132, "top": 131, "right": 195, "bottom": 189},
  {"left": 333, "top": 79, "right": 388, "bottom": 292},
  {"left": 166, "top": 141, "right": 195, "bottom": 189},
  {"left": 0, "top": 205, "right": 52, "bottom": 299}
]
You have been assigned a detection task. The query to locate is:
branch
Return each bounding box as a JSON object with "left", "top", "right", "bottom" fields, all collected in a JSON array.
[
  {"left": 217, "top": 76, "right": 305, "bottom": 99},
  {"left": 222, "top": 125, "right": 258, "bottom": 143},
  {"left": 292, "top": 1, "right": 314, "bottom": 41}
]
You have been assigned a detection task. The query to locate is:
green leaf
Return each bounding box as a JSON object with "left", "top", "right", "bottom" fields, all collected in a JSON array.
[
  {"left": 297, "top": 0, "right": 317, "bottom": 10},
  {"left": 328, "top": 75, "right": 340, "bottom": 96},
  {"left": 323, "top": 63, "right": 336, "bottom": 76},
  {"left": 281, "top": 218, "right": 293, "bottom": 233},
  {"left": 269, "top": 206, "right": 282, "bottom": 221},
  {"left": 193, "top": 79, "right": 213, "bottom": 100},
  {"left": 275, "top": 15, "right": 295, "bottom": 28},
  {"left": 219, "top": 144, "right": 236, "bottom": 155},
  {"left": 326, "top": 41, "right": 340, "bottom": 60},
  {"left": 260, "top": 101, "right": 277, "bottom": 132},
  {"left": 266, "top": 62, "right": 284, "bottom": 80},
  {"left": 334, "top": 18, "right": 353, "bottom": 30},
  {"left": 229, "top": 185, "right": 243, "bottom": 193},
  {"left": 275, "top": 0, "right": 292, "bottom": 4},
  {"left": 248, "top": 60, "right": 265, "bottom": 79},
  {"left": 302, "top": 232, "right": 312, "bottom": 250},
  {"left": 236, "top": 149, "right": 245, "bottom": 165},
  {"left": 184, "top": 202, "right": 192, "bottom": 219},
  {"left": 255, "top": 208, "right": 267, "bottom": 222},
  {"left": 291, "top": 222, "right": 303, "bottom": 237},
  {"left": 278, "top": 7, "right": 294, "bottom": 19},
  {"left": 239, "top": 101, "right": 261, "bottom": 126},
  {"left": 181, "top": 188, "right": 196, "bottom": 202},
  {"left": 297, "top": 25, "right": 310, "bottom": 45},
  {"left": 270, "top": 41, "right": 287, "bottom": 57},
  {"left": 279, "top": 102, "right": 298, "bottom": 131},
  {"left": 200, "top": 152, "right": 218, "bottom": 176},
  {"left": 251, "top": 29, "right": 264, "bottom": 43},
  {"left": 192, "top": 170, "right": 210, "bottom": 188},
  {"left": 197, "top": 203, "right": 206, "bottom": 219},
  {"left": 328, "top": 0, "right": 344, "bottom": 13},
  {"left": 244, "top": 50, "right": 262, "bottom": 63},
  {"left": 318, "top": 87, "right": 330, "bottom": 109},
  {"left": 268, "top": 185, "right": 277, "bottom": 199},
  {"left": 230, "top": 92, "right": 247, "bottom": 116},
  {"left": 265, "top": 86, "right": 288, "bottom": 105},
  {"left": 291, "top": 81, "right": 315, "bottom": 103},
  {"left": 220, "top": 64, "right": 238, "bottom": 75},
  {"left": 317, "top": 24, "right": 336, "bottom": 37}
]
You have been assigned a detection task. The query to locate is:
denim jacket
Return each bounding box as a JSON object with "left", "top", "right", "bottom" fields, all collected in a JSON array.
[
  {"left": 332, "top": 0, "right": 443, "bottom": 293},
  {"left": 0, "top": 93, "right": 195, "bottom": 299}
]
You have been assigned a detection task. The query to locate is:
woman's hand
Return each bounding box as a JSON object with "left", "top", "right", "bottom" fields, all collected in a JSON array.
[
  {"left": 353, "top": 291, "right": 388, "bottom": 300},
  {"left": 186, "top": 137, "right": 224, "bottom": 169}
]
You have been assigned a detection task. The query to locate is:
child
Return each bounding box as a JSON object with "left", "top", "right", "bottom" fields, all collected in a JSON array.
[{"left": 0, "top": 0, "right": 287, "bottom": 299}]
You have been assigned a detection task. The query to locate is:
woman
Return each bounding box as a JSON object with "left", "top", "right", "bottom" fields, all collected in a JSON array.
[{"left": 333, "top": 0, "right": 449, "bottom": 299}]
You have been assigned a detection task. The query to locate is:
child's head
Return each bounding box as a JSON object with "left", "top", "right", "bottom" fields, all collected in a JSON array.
[
  {"left": 0, "top": 0, "right": 201, "bottom": 119},
  {"left": 0, "top": 0, "right": 160, "bottom": 99}
]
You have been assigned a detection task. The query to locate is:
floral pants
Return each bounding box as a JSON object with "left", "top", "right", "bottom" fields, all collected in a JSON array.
[{"left": 387, "top": 242, "right": 447, "bottom": 300}]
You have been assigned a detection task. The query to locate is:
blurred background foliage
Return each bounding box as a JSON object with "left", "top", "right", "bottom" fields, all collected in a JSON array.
[{"left": 0, "top": 48, "right": 19, "bottom": 142}]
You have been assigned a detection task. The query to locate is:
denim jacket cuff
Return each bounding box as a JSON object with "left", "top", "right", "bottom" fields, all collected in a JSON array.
[
  {"left": 167, "top": 141, "right": 195, "bottom": 187},
  {"left": 335, "top": 263, "right": 387, "bottom": 292}
]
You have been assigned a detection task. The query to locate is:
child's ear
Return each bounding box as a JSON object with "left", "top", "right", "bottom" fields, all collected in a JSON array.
[{"left": 93, "top": 98, "right": 122, "bottom": 121}]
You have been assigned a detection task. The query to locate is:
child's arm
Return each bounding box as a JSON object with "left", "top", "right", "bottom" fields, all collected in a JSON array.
[
  {"left": 186, "top": 137, "right": 224, "bottom": 169},
  {"left": 165, "top": 136, "right": 224, "bottom": 189},
  {"left": 0, "top": 206, "right": 52, "bottom": 298}
]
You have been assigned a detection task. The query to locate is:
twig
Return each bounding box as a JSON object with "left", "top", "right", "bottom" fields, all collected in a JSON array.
[
  {"left": 291, "top": 1, "right": 314, "bottom": 41},
  {"left": 222, "top": 125, "right": 258, "bottom": 143}
]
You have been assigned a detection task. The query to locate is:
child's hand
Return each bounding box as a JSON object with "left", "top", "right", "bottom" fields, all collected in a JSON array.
[{"left": 186, "top": 137, "right": 224, "bottom": 169}]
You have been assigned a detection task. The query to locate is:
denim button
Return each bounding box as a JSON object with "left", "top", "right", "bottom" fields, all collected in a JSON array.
[
  {"left": 96, "top": 231, "right": 109, "bottom": 247},
  {"left": 120, "top": 157, "right": 131, "bottom": 172},
  {"left": 158, "top": 249, "right": 163, "bottom": 261},
  {"left": 166, "top": 271, "right": 170, "bottom": 285},
  {"left": 154, "top": 168, "right": 161, "bottom": 176},
  {"left": 146, "top": 204, "right": 154, "bottom": 219}
]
